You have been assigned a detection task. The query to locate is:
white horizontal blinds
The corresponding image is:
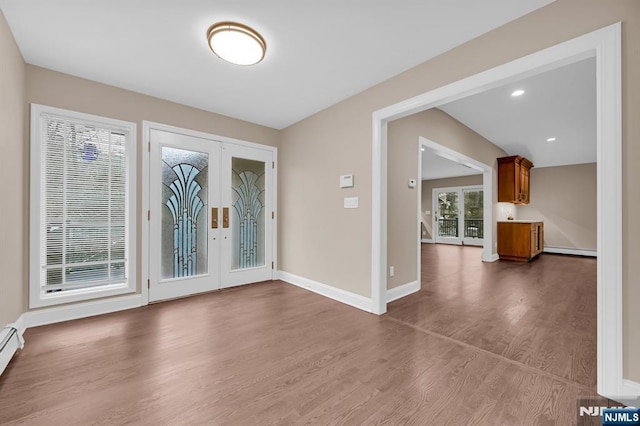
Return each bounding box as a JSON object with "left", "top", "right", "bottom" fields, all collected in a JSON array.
[{"left": 40, "top": 114, "right": 128, "bottom": 293}]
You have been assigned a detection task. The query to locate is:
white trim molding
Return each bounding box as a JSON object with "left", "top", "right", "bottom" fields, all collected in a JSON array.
[
  {"left": 387, "top": 281, "right": 420, "bottom": 303},
  {"left": 278, "top": 271, "right": 373, "bottom": 313},
  {"left": 372, "top": 23, "right": 622, "bottom": 397},
  {"left": 29, "top": 104, "right": 137, "bottom": 309},
  {"left": 543, "top": 247, "right": 597, "bottom": 257},
  {"left": 22, "top": 294, "right": 143, "bottom": 328},
  {"left": 421, "top": 239, "right": 434, "bottom": 244}
]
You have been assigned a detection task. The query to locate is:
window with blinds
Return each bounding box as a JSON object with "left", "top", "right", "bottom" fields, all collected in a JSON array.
[{"left": 30, "top": 105, "right": 136, "bottom": 307}]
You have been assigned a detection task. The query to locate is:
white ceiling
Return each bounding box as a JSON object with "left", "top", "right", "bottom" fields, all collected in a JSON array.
[
  {"left": 421, "top": 149, "right": 481, "bottom": 180},
  {"left": 0, "top": 0, "right": 554, "bottom": 129},
  {"left": 439, "top": 56, "right": 596, "bottom": 168}
]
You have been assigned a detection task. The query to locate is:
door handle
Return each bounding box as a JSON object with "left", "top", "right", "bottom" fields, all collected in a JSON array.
[
  {"left": 211, "top": 207, "right": 218, "bottom": 229},
  {"left": 223, "top": 207, "right": 229, "bottom": 228}
]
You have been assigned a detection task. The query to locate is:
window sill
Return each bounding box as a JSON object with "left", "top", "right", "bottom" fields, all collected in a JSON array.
[{"left": 29, "top": 282, "right": 136, "bottom": 309}]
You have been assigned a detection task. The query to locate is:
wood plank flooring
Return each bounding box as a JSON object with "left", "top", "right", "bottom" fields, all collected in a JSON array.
[
  {"left": 388, "top": 244, "right": 597, "bottom": 389},
  {"left": 0, "top": 246, "right": 597, "bottom": 425}
]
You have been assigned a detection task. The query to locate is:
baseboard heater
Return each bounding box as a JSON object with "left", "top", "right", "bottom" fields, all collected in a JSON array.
[{"left": 0, "top": 325, "right": 24, "bottom": 376}]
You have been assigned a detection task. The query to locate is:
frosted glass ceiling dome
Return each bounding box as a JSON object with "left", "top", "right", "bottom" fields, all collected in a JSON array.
[{"left": 207, "top": 22, "right": 266, "bottom": 66}]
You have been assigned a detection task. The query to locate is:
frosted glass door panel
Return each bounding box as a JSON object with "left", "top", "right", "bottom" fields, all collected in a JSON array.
[
  {"left": 231, "top": 157, "right": 266, "bottom": 270},
  {"left": 161, "top": 147, "right": 209, "bottom": 279}
]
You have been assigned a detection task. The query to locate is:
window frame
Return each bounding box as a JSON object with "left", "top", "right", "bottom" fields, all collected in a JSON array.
[{"left": 29, "top": 104, "right": 137, "bottom": 308}]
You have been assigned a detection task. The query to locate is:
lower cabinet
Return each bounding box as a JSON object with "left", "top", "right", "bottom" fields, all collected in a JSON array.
[{"left": 497, "top": 221, "right": 544, "bottom": 262}]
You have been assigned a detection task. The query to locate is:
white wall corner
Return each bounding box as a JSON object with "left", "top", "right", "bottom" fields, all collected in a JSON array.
[
  {"left": 23, "top": 294, "right": 144, "bottom": 328},
  {"left": 387, "top": 281, "right": 420, "bottom": 303},
  {"left": 278, "top": 271, "right": 373, "bottom": 313}
]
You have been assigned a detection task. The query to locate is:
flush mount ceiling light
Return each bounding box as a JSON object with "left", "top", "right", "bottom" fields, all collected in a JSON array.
[
  {"left": 511, "top": 89, "right": 525, "bottom": 97},
  {"left": 546, "top": 137, "right": 557, "bottom": 142},
  {"left": 207, "top": 22, "right": 266, "bottom": 66}
]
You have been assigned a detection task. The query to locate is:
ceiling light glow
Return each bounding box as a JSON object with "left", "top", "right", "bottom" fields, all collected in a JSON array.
[
  {"left": 207, "top": 22, "right": 266, "bottom": 66},
  {"left": 546, "top": 137, "right": 557, "bottom": 142},
  {"left": 511, "top": 89, "right": 525, "bottom": 97}
]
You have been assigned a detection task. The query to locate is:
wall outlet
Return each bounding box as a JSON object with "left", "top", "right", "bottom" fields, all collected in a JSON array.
[{"left": 389, "top": 266, "right": 394, "bottom": 277}]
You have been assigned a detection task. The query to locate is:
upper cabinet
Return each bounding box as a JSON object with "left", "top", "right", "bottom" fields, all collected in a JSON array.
[{"left": 498, "top": 155, "right": 534, "bottom": 204}]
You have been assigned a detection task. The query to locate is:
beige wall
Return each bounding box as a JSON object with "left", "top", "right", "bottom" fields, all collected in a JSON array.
[
  {"left": 386, "top": 109, "right": 504, "bottom": 289},
  {"left": 0, "top": 11, "right": 25, "bottom": 326},
  {"left": 3, "top": 0, "right": 639, "bottom": 381},
  {"left": 421, "top": 175, "right": 484, "bottom": 240},
  {"left": 518, "top": 163, "right": 597, "bottom": 250},
  {"left": 279, "top": 0, "right": 640, "bottom": 380},
  {"left": 24, "top": 65, "right": 279, "bottom": 310}
]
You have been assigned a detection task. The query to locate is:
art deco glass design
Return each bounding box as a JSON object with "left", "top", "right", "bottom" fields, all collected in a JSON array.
[
  {"left": 161, "top": 147, "right": 208, "bottom": 279},
  {"left": 231, "top": 158, "right": 265, "bottom": 270}
]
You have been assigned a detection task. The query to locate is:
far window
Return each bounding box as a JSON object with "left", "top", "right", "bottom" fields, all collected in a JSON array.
[{"left": 30, "top": 104, "right": 136, "bottom": 307}]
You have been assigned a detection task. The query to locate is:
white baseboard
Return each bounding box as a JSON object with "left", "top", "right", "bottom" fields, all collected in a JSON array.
[
  {"left": 277, "top": 271, "right": 373, "bottom": 313},
  {"left": 23, "top": 294, "right": 144, "bottom": 328},
  {"left": 622, "top": 379, "right": 640, "bottom": 397},
  {"left": 1, "top": 313, "right": 26, "bottom": 376},
  {"left": 421, "top": 239, "right": 434, "bottom": 244},
  {"left": 543, "top": 247, "right": 597, "bottom": 257},
  {"left": 387, "top": 281, "right": 420, "bottom": 303},
  {"left": 483, "top": 253, "right": 500, "bottom": 262}
]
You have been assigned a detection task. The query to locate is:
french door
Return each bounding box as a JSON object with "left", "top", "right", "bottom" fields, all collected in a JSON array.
[
  {"left": 148, "top": 129, "right": 274, "bottom": 302},
  {"left": 433, "top": 185, "right": 483, "bottom": 246}
]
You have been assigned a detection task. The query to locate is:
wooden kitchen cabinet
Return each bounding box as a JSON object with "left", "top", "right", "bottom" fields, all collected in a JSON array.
[
  {"left": 497, "top": 221, "right": 544, "bottom": 262},
  {"left": 498, "top": 155, "right": 534, "bottom": 204}
]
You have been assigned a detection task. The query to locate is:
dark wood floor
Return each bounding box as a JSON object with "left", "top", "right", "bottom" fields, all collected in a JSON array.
[{"left": 0, "top": 245, "right": 596, "bottom": 425}]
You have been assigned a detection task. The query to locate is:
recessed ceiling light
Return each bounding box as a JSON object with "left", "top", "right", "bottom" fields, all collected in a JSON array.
[
  {"left": 207, "top": 22, "right": 266, "bottom": 66},
  {"left": 546, "top": 137, "right": 557, "bottom": 142},
  {"left": 421, "top": 147, "right": 425, "bottom": 151},
  {"left": 511, "top": 89, "right": 525, "bottom": 97}
]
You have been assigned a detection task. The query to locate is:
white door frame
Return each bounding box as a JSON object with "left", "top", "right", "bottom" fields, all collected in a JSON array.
[
  {"left": 373, "top": 23, "right": 622, "bottom": 399},
  {"left": 142, "top": 121, "right": 278, "bottom": 304},
  {"left": 432, "top": 185, "right": 484, "bottom": 246}
]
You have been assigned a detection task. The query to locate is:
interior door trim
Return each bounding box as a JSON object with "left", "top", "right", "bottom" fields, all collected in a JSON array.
[{"left": 141, "top": 121, "right": 278, "bottom": 306}]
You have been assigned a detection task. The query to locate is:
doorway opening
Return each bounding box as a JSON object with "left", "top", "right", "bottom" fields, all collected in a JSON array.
[{"left": 372, "top": 23, "right": 622, "bottom": 398}]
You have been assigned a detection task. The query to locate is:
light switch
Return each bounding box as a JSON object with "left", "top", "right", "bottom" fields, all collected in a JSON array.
[
  {"left": 344, "top": 197, "right": 359, "bottom": 209},
  {"left": 425, "top": 210, "right": 431, "bottom": 215}
]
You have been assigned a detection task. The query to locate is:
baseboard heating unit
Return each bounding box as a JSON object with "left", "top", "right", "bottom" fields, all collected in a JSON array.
[{"left": 0, "top": 325, "right": 24, "bottom": 376}]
